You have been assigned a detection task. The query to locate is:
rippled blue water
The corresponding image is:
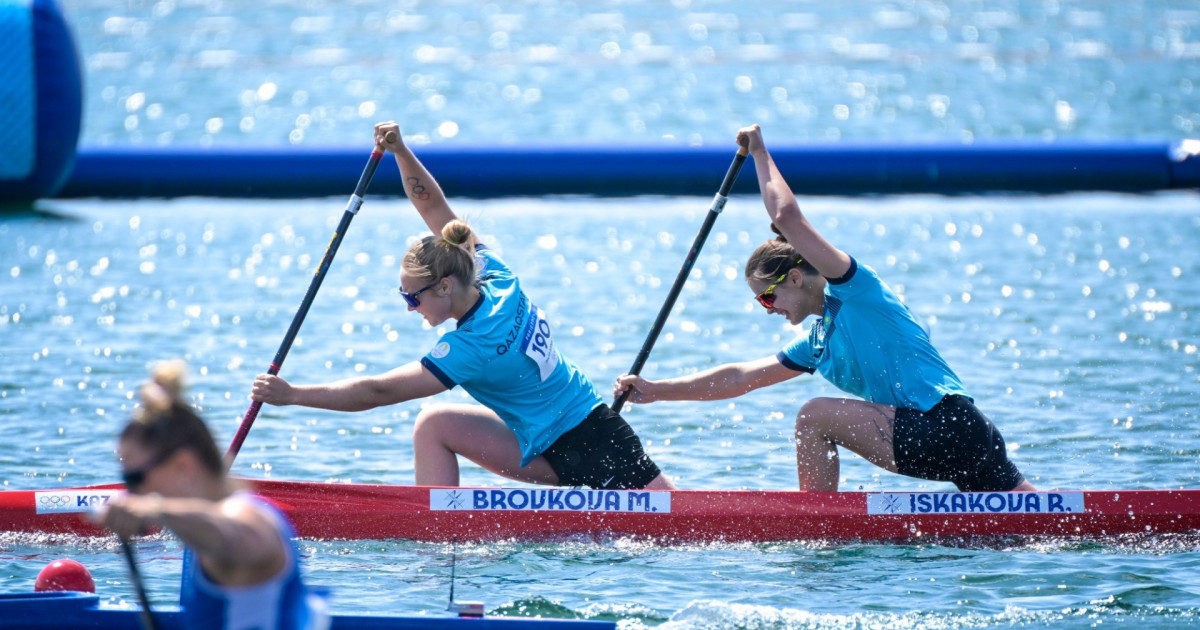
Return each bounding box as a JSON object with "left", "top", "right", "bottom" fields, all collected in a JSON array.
[
  {"left": 4, "top": 1, "right": 1200, "bottom": 628},
  {"left": 60, "top": 0, "right": 1199, "bottom": 146}
]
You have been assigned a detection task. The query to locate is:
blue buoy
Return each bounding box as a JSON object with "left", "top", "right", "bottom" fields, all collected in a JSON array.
[{"left": 0, "top": 0, "right": 82, "bottom": 204}]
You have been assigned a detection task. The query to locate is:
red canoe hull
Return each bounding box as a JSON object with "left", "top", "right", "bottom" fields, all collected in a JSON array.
[{"left": 6, "top": 480, "right": 1199, "bottom": 542}]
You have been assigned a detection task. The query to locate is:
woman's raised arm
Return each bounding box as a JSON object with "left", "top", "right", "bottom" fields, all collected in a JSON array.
[
  {"left": 375, "top": 121, "right": 459, "bottom": 236},
  {"left": 737, "top": 124, "right": 851, "bottom": 279}
]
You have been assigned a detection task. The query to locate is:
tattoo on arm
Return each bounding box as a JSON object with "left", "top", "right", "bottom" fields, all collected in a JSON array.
[{"left": 405, "top": 176, "right": 432, "bottom": 201}]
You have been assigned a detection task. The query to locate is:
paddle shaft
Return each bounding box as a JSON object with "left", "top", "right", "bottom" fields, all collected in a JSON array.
[
  {"left": 225, "top": 134, "right": 394, "bottom": 466},
  {"left": 119, "top": 536, "right": 162, "bottom": 630},
  {"left": 613, "top": 146, "right": 749, "bottom": 413}
]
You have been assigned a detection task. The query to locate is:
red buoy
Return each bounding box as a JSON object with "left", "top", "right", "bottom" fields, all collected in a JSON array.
[{"left": 34, "top": 559, "right": 95, "bottom": 593}]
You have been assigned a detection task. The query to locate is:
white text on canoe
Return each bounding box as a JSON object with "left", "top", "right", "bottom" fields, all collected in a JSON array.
[
  {"left": 430, "top": 489, "right": 672, "bottom": 513},
  {"left": 867, "top": 492, "right": 1085, "bottom": 515}
]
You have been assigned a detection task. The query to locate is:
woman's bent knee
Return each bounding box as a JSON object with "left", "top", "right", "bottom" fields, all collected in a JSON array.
[
  {"left": 794, "top": 397, "right": 841, "bottom": 434},
  {"left": 412, "top": 405, "right": 457, "bottom": 440}
]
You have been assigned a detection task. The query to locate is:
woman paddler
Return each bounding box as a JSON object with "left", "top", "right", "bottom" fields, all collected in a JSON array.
[
  {"left": 251, "top": 121, "right": 674, "bottom": 491},
  {"left": 93, "top": 360, "right": 326, "bottom": 629},
  {"left": 615, "top": 124, "right": 1036, "bottom": 493}
]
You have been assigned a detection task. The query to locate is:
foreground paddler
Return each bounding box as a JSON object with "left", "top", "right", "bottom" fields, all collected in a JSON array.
[
  {"left": 92, "top": 361, "right": 326, "bottom": 630},
  {"left": 251, "top": 121, "right": 674, "bottom": 491},
  {"left": 616, "top": 124, "right": 1037, "bottom": 493}
]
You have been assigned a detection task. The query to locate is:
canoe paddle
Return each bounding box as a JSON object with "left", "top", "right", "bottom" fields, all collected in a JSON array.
[
  {"left": 224, "top": 131, "right": 396, "bottom": 466},
  {"left": 118, "top": 535, "right": 162, "bottom": 630},
  {"left": 613, "top": 144, "right": 749, "bottom": 413}
]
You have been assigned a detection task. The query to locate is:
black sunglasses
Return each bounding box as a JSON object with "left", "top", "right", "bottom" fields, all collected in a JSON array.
[
  {"left": 398, "top": 283, "right": 436, "bottom": 308},
  {"left": 121, "top": 447, "right": 179, "bottom": 491}
]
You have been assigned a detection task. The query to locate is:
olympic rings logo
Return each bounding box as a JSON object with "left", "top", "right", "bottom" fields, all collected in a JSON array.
[
  {"left": 37, "top": 495, "right": 74, "bottom": 508},
  {"left": 35, "top": 491, "right": 122, "bottom": 514}
]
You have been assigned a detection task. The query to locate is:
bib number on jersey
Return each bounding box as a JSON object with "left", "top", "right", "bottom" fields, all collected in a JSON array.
[{"left": 520, "top": 304, "right": 558, "bottom": 381}]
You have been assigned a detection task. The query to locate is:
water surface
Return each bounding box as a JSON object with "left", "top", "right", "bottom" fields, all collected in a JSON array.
[{"left": 3, "top": 193, "right": 1199, "bottom": 627}]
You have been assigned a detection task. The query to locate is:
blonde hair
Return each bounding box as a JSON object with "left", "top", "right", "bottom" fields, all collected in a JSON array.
[
  {"left": 744, "top": 224, "right": 817, "bottom": 284},
  {"left": 402, "top": 219, "right": 478, "bottom": 288},
  {"left": 121, "top": 360, "right": 225, "bottom": 478}
]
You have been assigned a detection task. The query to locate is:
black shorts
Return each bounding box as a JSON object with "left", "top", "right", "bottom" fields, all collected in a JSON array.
[
  {"left": 539, "top": 404, "right": 662, "bottom": 489},
  {"left": 893, "top": 395, "right": 1026, "bottom": 492}
]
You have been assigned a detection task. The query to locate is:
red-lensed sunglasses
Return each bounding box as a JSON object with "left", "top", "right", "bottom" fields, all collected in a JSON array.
[{"left": 755, "top": 257, "right": 804, "bottom": 309}]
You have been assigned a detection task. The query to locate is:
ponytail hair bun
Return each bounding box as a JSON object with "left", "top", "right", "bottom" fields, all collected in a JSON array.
[
  {"left": 137, "top": 359, "right": 187, "bottom": 423},
  {"left": 441, "top": 219, "right": 474, "bottom": 248},
  {"left": 769, "top": 223, "right": 788, "bottom": 243},
  {"left": 122, "top": 359, "right": 226, "bottom": 479},
  {"left": 402, "top": 220, "right": 478, "bottom": 290}
]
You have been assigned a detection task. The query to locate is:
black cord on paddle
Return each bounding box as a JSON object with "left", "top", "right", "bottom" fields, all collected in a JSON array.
[
  {"left": 118, "top": 535, "right": 162, "bottom": 630},
  {"left": 613, "top": 146, "right": 749, "bottom": 413},
  {"left": 443, "top": 536, "right": 484, "bottom": 617},
  {"left": 447, "top": 535, "right": 458, "bottom": 609}
]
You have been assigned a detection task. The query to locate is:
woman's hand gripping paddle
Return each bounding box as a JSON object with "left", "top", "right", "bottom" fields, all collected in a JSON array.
[
  {"left": 613, "top": 144, "right": 750, "bottom": 413},
  {"left": 224, "top": 131, "right": 397, "bottom": 466}
]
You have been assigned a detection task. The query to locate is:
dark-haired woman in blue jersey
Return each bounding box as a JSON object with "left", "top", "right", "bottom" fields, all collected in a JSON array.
[
  {"left": 252, "top": 122, "right": 673, "bottom": 491},
  {"left": 616, "top": 125, "right": 1035, "bottom": 493}
]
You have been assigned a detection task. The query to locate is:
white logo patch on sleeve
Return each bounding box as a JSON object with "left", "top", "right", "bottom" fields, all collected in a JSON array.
[{"left": 431, "top": 341, "right": 451, "bottom": 358}]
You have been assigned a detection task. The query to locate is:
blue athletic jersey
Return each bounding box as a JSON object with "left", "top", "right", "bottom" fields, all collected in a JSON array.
[
  {"left": 180, "top": 492, "right": 324, "bottom": 630},
  {"left": 420, "top": 246, "right": 603, "bottom": 466},
  {"left": 777, "top": 257, "right": 969, "bottom": 413}
]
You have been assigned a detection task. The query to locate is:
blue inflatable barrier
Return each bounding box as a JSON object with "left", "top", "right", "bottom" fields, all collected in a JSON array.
[
  {"left": 58, "top": 140, "right": 1199, "bottom": 199},
  {"left": 2, "top": 1, "right": 1196, "bottom": 201},
  {"left": 0, "top": 0, "right": 83, "bottom": 203}
]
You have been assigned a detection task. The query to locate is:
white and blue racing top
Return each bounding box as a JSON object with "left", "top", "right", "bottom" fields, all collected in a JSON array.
[{"left": 179, "top": 492, "right": 324, "bottom": 630}]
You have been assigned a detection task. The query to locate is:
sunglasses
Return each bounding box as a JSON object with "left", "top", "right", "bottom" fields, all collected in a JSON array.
[
  {"left": 121, "top": 447, "right": 178, "bottom": 491},
  {"left": 755, "top": 257, "right": 804, "bottom": 309},
  {"left": 398, "top": 282, "right": 436, "bottom": 308}
]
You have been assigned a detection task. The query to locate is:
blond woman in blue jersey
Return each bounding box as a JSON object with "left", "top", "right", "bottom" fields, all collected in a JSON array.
[
  {"left": 95, "top": 361, "right": 323, "bottom": 630},
  {"left": 253, "top": 122, "right": 673, "bottom": 491}
]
